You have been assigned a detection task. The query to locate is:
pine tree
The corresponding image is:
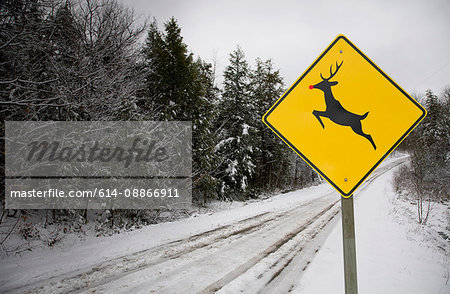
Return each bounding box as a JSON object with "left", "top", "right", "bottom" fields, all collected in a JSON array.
[
  {"left": 249, "top": 58, "right": 292, "bottom": 192},
  {"left": 192, "top": 60, "right": 221, "bottom": 204},
  {"left": 406, "top": 89, "right": 450, "bottom": 205},
  {"left": 143, "top": 17, "right": 198, "bottom": 120},
  {"left": 142, "top": 18, "right": 219, "bottom": 203},
  {"left": 215, "top": 47, "right": 256, "bottom": 200}
]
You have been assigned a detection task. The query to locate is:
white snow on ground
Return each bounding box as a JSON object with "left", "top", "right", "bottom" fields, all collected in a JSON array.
[
  {"left": 0, "top": 180, "right": 334, "bottom": 292},
  {"left": 0, "top": 154, "right": 448, "bottom": 293},
  {"left": 296, "top": 164, "right": 449, "bottom": 294}
]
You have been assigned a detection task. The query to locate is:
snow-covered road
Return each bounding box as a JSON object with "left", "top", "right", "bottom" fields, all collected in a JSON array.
[{"left": 1, "top": 156, "right": 408, "bottom": 294}]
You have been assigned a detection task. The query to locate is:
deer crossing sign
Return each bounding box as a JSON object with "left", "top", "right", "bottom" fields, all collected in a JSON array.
[{"left": 263, "top": 35, "right": 426, "bottom": 197}]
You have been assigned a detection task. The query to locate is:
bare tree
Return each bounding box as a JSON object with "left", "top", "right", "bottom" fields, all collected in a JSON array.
[
  {"left": 0, "top": 0, "right": 147, "bottom": 121},
  {"left": 1, "top": 0, "right": 148, "bottom": 232}
]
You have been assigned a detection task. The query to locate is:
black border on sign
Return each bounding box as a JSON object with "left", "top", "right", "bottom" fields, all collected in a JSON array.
[{"left": 262, "top": 35, "right": 427, "bottom": 197}]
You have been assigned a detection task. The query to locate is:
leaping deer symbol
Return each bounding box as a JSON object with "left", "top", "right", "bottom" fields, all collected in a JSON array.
[{"left": 309, "top": 61, "right": 377, "bottom": 150}]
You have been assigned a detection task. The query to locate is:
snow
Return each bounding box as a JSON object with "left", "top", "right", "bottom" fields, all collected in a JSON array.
[
  {"left": 296, "top": 163, "right": 449, "bottom": 294},
  {"left": 242, "top": 123, "right": 250, "bottom": 135},
  {"left": 0, "top": 180, "right": 335, "bottom": 293},
  {"left": 241, "top": 175, "right": 247, "bottom": 190},
  {"left": 213, "top": 137, "right": 234, "bottom": 152},
  {"left": 0, "top": 154, "right": 448, "bottom": 293},
  {"left": 226, "top": 159, "right": 238, "bottom": 177}
]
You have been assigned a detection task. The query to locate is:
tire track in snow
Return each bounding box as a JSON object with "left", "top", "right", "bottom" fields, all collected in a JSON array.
[
  {"left": 201, "top": 200, "right": 340, "bottom": 294},
  {"left": 84, "top": 195, "right": 338, "bottom": 294},
  {"left": 17, "top": 199, "right": 319, "bottom": 294}
]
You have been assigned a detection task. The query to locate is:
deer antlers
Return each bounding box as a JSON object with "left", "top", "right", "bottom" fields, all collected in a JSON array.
[{"left": 320, "top": 60, "right": 344, "bottom": 81}]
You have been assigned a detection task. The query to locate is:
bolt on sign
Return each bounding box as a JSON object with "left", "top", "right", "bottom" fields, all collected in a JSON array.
[{"left": 263, "top": 35, "right": 426, "bottom": 197}]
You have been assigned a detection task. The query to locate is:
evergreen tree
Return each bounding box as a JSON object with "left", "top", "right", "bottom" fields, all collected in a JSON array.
[
  {"left": 143, "top": 17, "right": 198, "bottom": 120},
  {"left": 142, "top": 18, "right": 219, "bottom": 203},
  {"left": 192, "top": 60, "right": 221, "bottom": 204},
  {"left": 215, "top": 47, "right": 256, "bottom": 200},
  {"left": 140, "top": 19, "right": 164, "bottom": 117},
  {"left": 400, "top": 89, "right": 450, "bottom": 204},
  {"left": 249, "top": 58, "right": 292, "bottom": 192}
]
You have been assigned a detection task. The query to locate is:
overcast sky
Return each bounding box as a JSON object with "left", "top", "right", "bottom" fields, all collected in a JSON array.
[{"left": 121, "top": 0, "right": 450, "bottom": 96}]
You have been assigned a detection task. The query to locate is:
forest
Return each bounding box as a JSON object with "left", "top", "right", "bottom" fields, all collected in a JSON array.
[{"left": 0, "top": 0, "right": 448, "bottom": 245}]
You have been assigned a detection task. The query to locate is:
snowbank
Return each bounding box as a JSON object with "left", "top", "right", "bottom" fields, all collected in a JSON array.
[{"left": 296, "top": 165, "right": 449, "bottom": 293}]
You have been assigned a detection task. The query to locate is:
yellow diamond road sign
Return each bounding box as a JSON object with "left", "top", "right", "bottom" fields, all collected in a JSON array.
[{"left": 263, "top": 35, "right": 426, "bottom": 197}]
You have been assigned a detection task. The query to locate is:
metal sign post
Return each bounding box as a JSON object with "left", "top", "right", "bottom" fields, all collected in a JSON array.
[{"left": 341, "top": 195, "right": 358, "bottom": 294}]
